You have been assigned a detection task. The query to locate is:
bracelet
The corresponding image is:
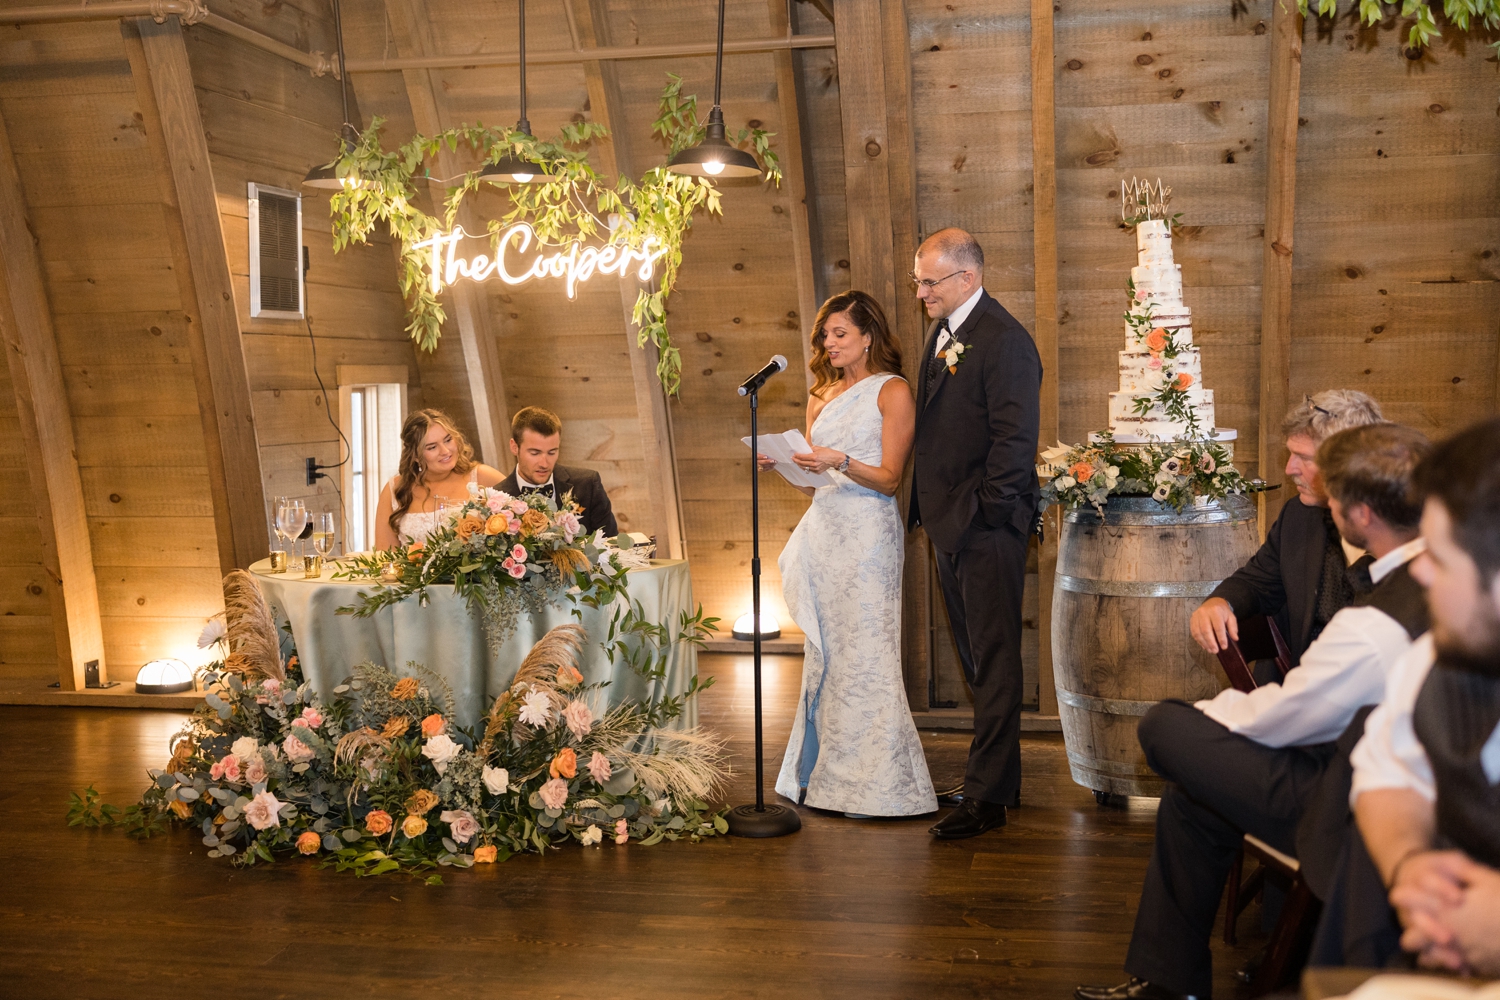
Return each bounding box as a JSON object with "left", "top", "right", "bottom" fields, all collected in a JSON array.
[
  {"left": 837, "top": 453, "right": 851, "bottom": 472},
  {"left": 1387, "top": 847, "right": 1426, "bottom": 890}
]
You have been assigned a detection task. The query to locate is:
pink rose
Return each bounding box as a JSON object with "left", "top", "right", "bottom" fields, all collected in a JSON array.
[
  {"left": 296, "top": 707, "right": 323, "bottom": 729},
  {"left": 507, "top": 517, "right": 522, "bottom": 534},
  {"left": 439, "top": 809, "right": 480, "bottom": 844},
  {"left": 501, "top": 557, "right": 516, "bottom": 571},
  {"left": 562, "top": 700, "right": 593, "bottom": 739},
  {"left": 587, "top": 751, "right": 612, "bottom": 784},
  {"left": 508, "top": 563, "right": 526, "bottom": 579},
  {"left": 614, "top": 817, "right": 628, "bottom": 845},
  {"left": 210, "top": 753, "right": 241, "bottom": 782},
  {"left": 508, "top": 500, "right": 528, "bottom": 516},
  {"left": 538, "top": 777, "right": 569, "bottom": 810},
  {"left": 262, "top": 678, "right": 281, "bottom": 697},
  {"left": 558, "top": 512, "right": 581, "bottom": 542},
  {"left": 511, "top": 543, "right": 527, "bottom": 562},
  {"left": 243, "top": 790, "right": 282, "bottom": 830},
  {"left": 283, "top": 733, "right": 315, "bottom": 764},
  {"left": 244, "top": 756, "right": 268, "bottom": 785},
  {"left": 1147, "top": 356, "right": 1163, "bottom": 370},
  {"left": 486, "top": 495, "right": 507, "bottom": 512}
]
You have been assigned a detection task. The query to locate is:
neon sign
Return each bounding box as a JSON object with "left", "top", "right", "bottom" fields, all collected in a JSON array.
[{"left": 409, "top": 223, "right": 668, "bottom": 299}]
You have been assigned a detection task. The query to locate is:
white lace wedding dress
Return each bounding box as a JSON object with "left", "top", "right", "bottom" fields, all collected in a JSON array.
[
  {"left": 774, "top": 373, "right": 937, "bottom": 816},
  {"left": 392, "top": 469, "right": 478, "bottom": 544}
]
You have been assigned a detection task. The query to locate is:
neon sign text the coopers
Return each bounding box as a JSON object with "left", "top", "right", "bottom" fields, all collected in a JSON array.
[{"left": 410, "top": 222, "right": 668, "bottom": 299}]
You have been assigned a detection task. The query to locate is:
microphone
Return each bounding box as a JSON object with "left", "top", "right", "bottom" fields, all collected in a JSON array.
[{"left": 737, "top": 355, "right": 788, "bottom": 396}]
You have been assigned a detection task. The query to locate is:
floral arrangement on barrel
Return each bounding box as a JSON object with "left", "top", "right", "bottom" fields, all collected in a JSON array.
[
  {"left": 69, "top": 573, "right": 728, "bottom": 881},
  {"left": 1038, "top": 434, "right": 1257, "bottom": 514},
  {"left": 335, "top": 487, "right": 635, "bottom": 649}
]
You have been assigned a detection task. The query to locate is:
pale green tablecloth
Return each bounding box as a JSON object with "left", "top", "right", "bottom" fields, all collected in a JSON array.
[{"left": 249, "top": 559, "right": 698, "bottom": 731}]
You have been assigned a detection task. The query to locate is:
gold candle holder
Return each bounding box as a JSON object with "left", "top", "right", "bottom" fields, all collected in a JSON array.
[
  {"left": 303, "top": 555, "right": 323, "bottom": 579},
  {"left": 379, "top": 561, "right": 401, "bottom": 583},
  {"left": 268, "top": 550, "right": 289, "bottom": 574}
]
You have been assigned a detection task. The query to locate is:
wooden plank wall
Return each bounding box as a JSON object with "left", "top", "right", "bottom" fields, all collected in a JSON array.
[{"left": 0, "top": 17, "right": 224, "bottom": 678}]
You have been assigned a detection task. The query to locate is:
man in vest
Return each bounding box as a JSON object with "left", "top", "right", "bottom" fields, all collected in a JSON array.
[
  {"left": 1076, "top": 422, "right": 1432, "bottom": 1000},
  {"left": 1338, "top": 417, "right": 1500, "bottom": 977}
]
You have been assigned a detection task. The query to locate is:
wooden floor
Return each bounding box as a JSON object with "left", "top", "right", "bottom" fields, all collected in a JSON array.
[{"left": 0, "top": 652, "right": 1265, "bottom": 999}]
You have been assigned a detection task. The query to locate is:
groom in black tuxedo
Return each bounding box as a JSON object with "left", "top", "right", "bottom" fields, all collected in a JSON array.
[
  {"left": 497, "top": 406, "right": 618, "bottom": 538},
  {"left": 908, "top": 228, "right": 1043, "bottom": 839}
]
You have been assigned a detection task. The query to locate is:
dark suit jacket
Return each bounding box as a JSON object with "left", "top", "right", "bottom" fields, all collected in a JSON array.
[
  {"left": 1208, "top": 497, "right": 1331, "bottom": 665},
  {"left": 498, "top": 464, "right": 618, "bottom": 538},
  {"left": 907, "top": 289, "right": 1043, "bottom": 553}
]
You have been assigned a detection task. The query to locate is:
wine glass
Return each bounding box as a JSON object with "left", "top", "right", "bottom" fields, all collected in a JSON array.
[
  {"left": 281, "top": 500, "right": 310, "bottom": 561},
  {"left": 312, "top": 512, "right": 336, "bottom": 558},
  {"left": 271, "top": 496, "right": 293, "bottom": 570}
]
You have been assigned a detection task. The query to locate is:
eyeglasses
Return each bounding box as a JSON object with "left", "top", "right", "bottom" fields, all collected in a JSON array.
[
  {"left": 907, "top": 269, "right": 969, "bottom": 291},
  {"left": 1304, "top": 394, "right": 1332, "bottom": 416}
]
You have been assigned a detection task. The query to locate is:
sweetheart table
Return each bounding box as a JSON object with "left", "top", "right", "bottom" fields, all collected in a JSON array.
[{"left": 249, "top": 558, "right": 698, "bottom": 731}]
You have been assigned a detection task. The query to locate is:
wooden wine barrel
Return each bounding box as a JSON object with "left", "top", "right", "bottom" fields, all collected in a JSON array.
[{"left": 1052, "top": 495, "right": 1259, "bottom": 797}]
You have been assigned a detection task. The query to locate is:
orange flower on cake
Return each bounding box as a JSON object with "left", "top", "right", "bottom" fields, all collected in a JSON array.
[
  {"left": 296, "top": 831, "right": 322, "bottom": 855},
  {"left": 1145, "top": 327, "right": 1169, "bottom": 353},
  {"left": 550, "top": 747, "right": 578, "bottom": 780},
  {"left": 1173, "top": 372, "right": 1194, "bottom": 391}
]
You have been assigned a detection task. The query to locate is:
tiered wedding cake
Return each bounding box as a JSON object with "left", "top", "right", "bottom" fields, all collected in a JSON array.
[{"left": 1103, "top": 215, "right": 1234, "bottom": 445}]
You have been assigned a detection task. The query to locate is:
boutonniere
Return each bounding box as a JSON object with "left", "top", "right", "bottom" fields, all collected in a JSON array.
[{"left": 943, "top": 339, "right": 968, "bottom": 374}]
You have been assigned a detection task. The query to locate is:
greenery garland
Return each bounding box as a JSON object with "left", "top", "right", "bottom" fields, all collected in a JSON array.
[
  {"left": 326, "top": 76, "right": 780, "bottom": 395},
  {"left": 1295, "top": 0, "right": 1499, "bottom": 52}
]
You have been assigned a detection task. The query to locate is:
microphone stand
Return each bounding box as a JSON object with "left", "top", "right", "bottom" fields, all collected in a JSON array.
[{"left": 725, "top": 381, "right": 801, "bottom": 838}]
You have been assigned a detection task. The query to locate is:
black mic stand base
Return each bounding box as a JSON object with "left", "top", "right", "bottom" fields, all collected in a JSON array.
[{"left": 726, "top": 801, "right": 802, "bottom": 838}]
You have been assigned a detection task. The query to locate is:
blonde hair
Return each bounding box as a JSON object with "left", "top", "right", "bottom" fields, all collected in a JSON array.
[
  {"left": 389, "top": 409, "right": 476, "bottom": 535},
  {"left": 1282, "top": 390, "right": 1384, "bottom": 444}
]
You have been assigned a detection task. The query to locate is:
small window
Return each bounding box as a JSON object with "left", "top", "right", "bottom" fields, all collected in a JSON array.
[
  {"left": 338, "top": 367, "right": 407, "bottom": 553},
  {"left": 248, "top": 182, "right": 304, "bottom": 319}
]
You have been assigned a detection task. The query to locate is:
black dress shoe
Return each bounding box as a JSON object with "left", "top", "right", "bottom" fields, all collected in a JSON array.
[
  {"left": 928, "top": 798, "right": 1007, "bottom": 839},
  {"left": 935, "top": 782, "right": 964, "bottom": 806},
  {"left": 1074, "top": 978, "right": 1193, "bottom": 1000}
]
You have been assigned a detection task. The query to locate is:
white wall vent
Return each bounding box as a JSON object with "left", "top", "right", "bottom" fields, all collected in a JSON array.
[{"left": 248, "top": 182, "right": 304, "bottom": 319}]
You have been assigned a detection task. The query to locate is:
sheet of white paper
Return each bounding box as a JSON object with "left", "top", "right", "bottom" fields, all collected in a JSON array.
[{"left": 742, "top": 430, "right": 834, "bottom": 488}]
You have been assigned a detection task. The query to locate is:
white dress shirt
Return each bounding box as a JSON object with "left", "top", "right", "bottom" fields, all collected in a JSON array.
[
  {"left": 1349, "top": 632, "right": 1500, "bottom": 806},
  {"left": 933, "top": 286, "right": 986, "bottom": 357},
  {"left": 1195, "top": 538, "right": 1428, "bottom": 748}
]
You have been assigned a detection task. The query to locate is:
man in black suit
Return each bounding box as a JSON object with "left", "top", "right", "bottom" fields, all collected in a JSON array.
[
  {"left": 497, "top": 406, "right": 618, "bottom": 538},
  {"left": 1191, "top": 390, "right": 1385, "bottom": 668},
  {"left": 908, "top": 228, "right": 1043, "bottom": 840}
]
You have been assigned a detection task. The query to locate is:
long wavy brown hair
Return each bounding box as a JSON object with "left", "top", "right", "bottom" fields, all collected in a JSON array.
[
  {"left": 389, "top": 408, "right": 477, "bottom": 534},
  {"left": 807, "top": 290, "right": 904, "bottom": 397}
]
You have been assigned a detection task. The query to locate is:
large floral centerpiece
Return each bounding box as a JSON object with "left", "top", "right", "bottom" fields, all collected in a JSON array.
[
  {"left": 1039, "top": 434, "right": 1254, "bottom": 514},
  {"left": 69, "top": 573, "right": 728, "bottom": 879}
]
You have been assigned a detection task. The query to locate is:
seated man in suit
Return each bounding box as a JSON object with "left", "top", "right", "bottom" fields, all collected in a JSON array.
[
  {"left": 1315, "top": 417, "right": 1500, "bottom": 977},
  {"left": 1076, "top": 422, "right": 1432, "bottom": 1000},
  {"left": 498, "top": 406, "right": 618, "bottom": 538},
  {"left": 1192, "top": 390, "right": 1385, "bottom": 667}
]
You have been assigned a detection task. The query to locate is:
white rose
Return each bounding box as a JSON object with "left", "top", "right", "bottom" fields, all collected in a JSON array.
[
  {"left": 482, "top": 765, "right": 510, "bottom": 796},
  {"left": 421, "top": 734, "right": 463, "bottom": 775},
  {"left": 1106, "top": 466, "right": 1120, "bottom": 477},
  {"left": 1054, "top": 476, "right": 1076, "bottom": 490},
  {"left": 580, "top": 824, "right": 603, "bottom": 846},
  {"left": 230, "top": 736, "right": 259, "bottom": 760}
]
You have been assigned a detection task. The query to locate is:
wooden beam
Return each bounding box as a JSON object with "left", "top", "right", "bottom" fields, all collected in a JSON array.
[
  {"left": 571, "top": 0, "right": 687, "bottom": 559},
  {"left": 768, "top": 0, "right": 820, "bottom": 385},
  {"left": 135, "top": 15, "right": 269, "bottom": 569},
  {"left": 384, "top": 0, "right": 511, "bottom": 472},
  {"left": 1259, "top": 3, "right": 1304, "bottom": 529},
  {"left": 0, "top": 106, "right": 107, "bottom": 690},
  {"left": 1030, "top": 0, "right": 1060, "bottom": 718},
  {"left": 834, "top": 0, "right": 898, "bottom": 315},
  {"left": 121, "top": 19, "right": 237, "bottom": 576}
]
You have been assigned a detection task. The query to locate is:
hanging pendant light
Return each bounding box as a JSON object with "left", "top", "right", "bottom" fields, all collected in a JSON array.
[
  {"left": 304, "top": 0, "right": 362, "bottom": 189},
  {"left": 481, "top": 0, "right": 559, "bottom": 185},
  {"left": 667, "top": 0, "right": 762, "bottom": 179}
]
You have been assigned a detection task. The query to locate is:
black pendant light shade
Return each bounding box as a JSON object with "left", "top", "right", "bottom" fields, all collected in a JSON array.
[
  {"left": 667, "top": 0, "right": 762, "bottom": 179},
  {"left": 482, "top": 0, "right": 557, "bottom": 185},
  {"left": 304, "top": 0, "right": 361, "bottom": 189}
]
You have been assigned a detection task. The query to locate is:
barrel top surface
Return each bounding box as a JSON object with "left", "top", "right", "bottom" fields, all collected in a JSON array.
[{"left": 1062, "top": 493, "right": 1256, "bottom": 526}]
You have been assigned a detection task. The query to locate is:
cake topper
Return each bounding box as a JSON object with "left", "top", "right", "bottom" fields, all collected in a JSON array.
[{"left": 1120, "top": 177, "right": 1176, "bottom": 229}]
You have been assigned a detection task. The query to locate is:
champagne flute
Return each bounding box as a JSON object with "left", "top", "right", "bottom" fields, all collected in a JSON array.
[
  {"left": 271, "top": 496, "right": 294, "bottom": 571},
  {"left": 312, "top": 512, "right": 336, "bottom": 558}
]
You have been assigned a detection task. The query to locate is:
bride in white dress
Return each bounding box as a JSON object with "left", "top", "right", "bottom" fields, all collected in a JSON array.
[
  {"left": 761, "top": 290, "right": 937, "bottom": 817},
  {"left": 373, "top": 409, "right": 505, "bottom": 548}
]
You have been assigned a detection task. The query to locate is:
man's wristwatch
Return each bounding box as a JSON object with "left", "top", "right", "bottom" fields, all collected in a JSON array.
[{"left": 836, "top": 453, "right": 851, "bottom": 472}]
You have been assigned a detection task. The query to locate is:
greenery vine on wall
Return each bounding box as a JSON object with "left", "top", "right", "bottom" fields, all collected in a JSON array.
[
  {"left": 327, "top": 76, "right": 780, "bottom": 395},
  {"left": 1295, "top": 0, "right": 1500, "bottom": 51}
]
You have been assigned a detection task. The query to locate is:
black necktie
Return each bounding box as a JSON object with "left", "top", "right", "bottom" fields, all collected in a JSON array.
[
  {"left": 925, "top": 318, "right": 950, "bottom": 399},
  {"left": 1347, "top": 553, "right": 1376, "bottom": 595}
]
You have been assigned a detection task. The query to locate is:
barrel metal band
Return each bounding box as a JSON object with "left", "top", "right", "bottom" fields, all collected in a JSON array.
[
  {"left": 1056, "top": 687, "right": 1158, "bottom": 717},
  {"left": 1056, "top": 575, "right": 1222, "bottom": 599},
  {"left": 1065, "top": 749, "right": 1159, "bottom": 779}
]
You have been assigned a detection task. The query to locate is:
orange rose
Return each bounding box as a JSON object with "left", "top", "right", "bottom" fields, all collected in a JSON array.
[
  {"left": 401, "top": 814, "right": 428, "bottom": 839},
  {"left": 407, "top": 542, "right": 425, "bottom": 563},
  {"left": 555, "top": 663, "right": 584, "bottom": 688},
  {"left": 296, "top": 830, "right": 322, "bottom": 855},
  {"left": 1145, "top": 328, "right": 1168, "bottom": 352},
  {"left": 404, "top": 788, "right": 440, "bottom": 816},
  {"left": 484, "top": 514, "right": 508, "bottom": 536},
  {"left": 1068, "top": 461, "right": 1095, "bottom": 484},
  {"left": 420, "top": 713, "right": 445, "bottom": 737},
  {"left": 168, "top": 799, "right": 193, "bottom": 820},
  {"left": 520, "top": 509, "right": 550, "bottom": 537},
  {"left": 364, "top": 809, "right": 393, "bottom": 836},
  {"left": 455, "top": 515, "right": 484, "bottom": 541},
  {"left": 550, "top": 747, "right": 578, "bottom": 780},
  {"left": 473, "top": 844, "right": 498, "bottom": 863},
  {"left": 390, "top": 677, "right": 419, "bottom": 701},
  {"left": 1173, "top": 372, "right": 1194, "bottom": 391}
]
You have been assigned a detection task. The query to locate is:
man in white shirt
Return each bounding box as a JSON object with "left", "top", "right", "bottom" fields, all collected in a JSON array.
[
  {"left": 1320, "top": 416, "right": 1500, "bottom": 976},
  {"left": 1077, "top": 423, "right": 1431, "bottom": 1000}
]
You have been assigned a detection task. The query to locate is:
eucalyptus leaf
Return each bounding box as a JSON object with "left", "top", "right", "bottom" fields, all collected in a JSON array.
[
  {"left": 341, "top": 828, "right": 362, "bottom": 843},
  {"left": 219, "top": 842, "right": 237, "bottom": 856},
  {"left": 322, "top": 833, "right": 342, "bottom": 852},
  {"left": 202, "top": 834, "right": 220, "bottom": 847},
  {"left": 176, "top": 787, "right": 200, "bottom": 802},
  {"left": 441, "top": 837, "right": 457, "bottom": 853}
]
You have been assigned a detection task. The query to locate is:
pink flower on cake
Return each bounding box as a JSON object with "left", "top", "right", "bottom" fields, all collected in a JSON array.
[
  {"left": 210, "top": 754, "right": 241, "bottom": 782},
  {"left": 440, "top": 809, "right": 480, "bottom": 844},
  {"left": 538, "top": 777, "right": 569, "bottom": 810},
  {"left": 243, "top": 790, "right": 283, "bottom": 831},
  {"left": 614, "top": 818, "right": 629, "bottom": 844},
  {"left": 562, "top": 700, "right": 593, "bottom": 739},
  {"left": 1148, "top": 356, "right": 1163, "bottom": 370},
  {"left": 283, "top": 733, "right": 315, "bottom": 763},
  {"left": 588, "top": 751, "right": 612, "bottom": 784}
]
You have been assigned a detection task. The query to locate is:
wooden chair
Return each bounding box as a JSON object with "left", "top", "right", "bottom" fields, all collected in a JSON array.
[{"left": 1214, "top": 615, "right": 1319, "bottom": 994}]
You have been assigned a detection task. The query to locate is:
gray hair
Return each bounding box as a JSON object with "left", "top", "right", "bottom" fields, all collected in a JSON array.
[
  {"left": 1282, "top": 389, "right": 1384, "bottom": 444},
  {"left": 917, "top": 227, "right": 984, "bottom": 272}
]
